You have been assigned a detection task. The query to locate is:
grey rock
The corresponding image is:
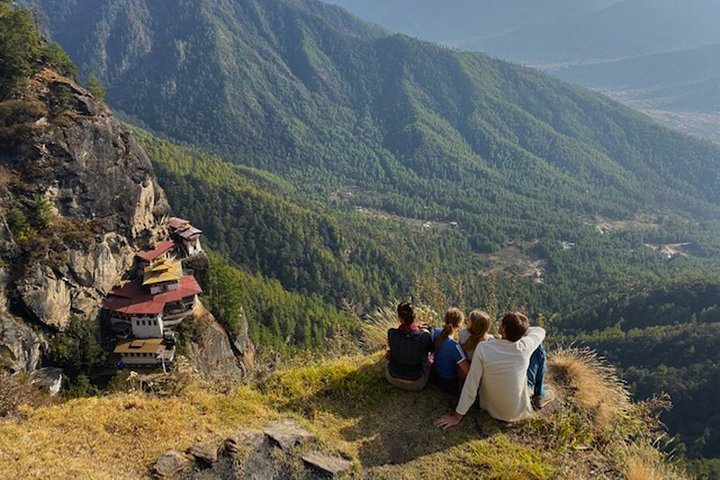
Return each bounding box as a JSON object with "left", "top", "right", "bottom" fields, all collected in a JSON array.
[
  {"left": 263, "top": 419, "right": 314, "bottom": 451},
  {"left": 17, "top": 266, "right": 72, "bottom": 331},
  {"left": 225, "top": 429, "right": 266, "bottom": 454},
  {"left": 0, "top": 269, "right": 44, "bottom": 372},
  {"left": 153, "top": 450, "right": 193, "bottom": 478},
  {"left": 30, "top": 367, "right": 63, "bottom": 395},
  {"left": 231, "top": 306, "right": 255, "bottom": 371},
  {"left": 187, "top": 303, "right": 244, "bottom": 382},
  {"left": 0, "top": 314, "right": 44, "bottom": 372},
  {"left": 187, "top": 443, "right": 218, "bottom": 465},
  {"left": 302, "top": 451, "right": 352, "bottom": 477},
  {"left": 67, "top": 238, "right": 119, "bottom": 290},
  {"left": 0, "top": 70, "right": 169, "bottom": 356}
]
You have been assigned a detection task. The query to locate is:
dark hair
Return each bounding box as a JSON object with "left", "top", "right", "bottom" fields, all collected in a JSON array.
[
  {"left": 397, "top": 301, "right": 415, "bottom": 325},
  {"left": 434, "top": 308, "right": 464, "bottom": 351},
  {"left": 462, "top": 310, "right": 492, "bottom": 356},
  {"left": 501, "top": 311, "right": 529, "bottom": 342}
]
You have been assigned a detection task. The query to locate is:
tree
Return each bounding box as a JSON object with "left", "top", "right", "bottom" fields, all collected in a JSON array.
[{"left": 86, "top": 73, "right": 105, "bottom": 100}]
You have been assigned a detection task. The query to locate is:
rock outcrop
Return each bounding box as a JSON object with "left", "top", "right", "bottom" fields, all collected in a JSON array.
[
  {"left": 154, "top": 419, "right": 352, "bottom": 479},
  {"left": 0, "top": 69, "right": 169, "bottom": 370},
  {"left": 186, "top": 304, "right": 246, "bottom": 382},
  {"left": 0, "top": 269, "right": 44, "bottom": 371}
]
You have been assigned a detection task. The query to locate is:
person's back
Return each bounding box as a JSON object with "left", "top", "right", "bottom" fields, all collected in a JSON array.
[
  {"left": 430, "top": 308, "right": 469, "bottom": 394},
  {"left": 387, "top": 327, "right": 432, "bottom": 380},
  {"left": 385, "top": 301, "right": 433, "bottom": 391},
  {"left": 431, "top": 327, "right": 465, "bottom": 380},
  {"left": 434, "top": 311, "right": 548, "bottom": 428},
  {"left": 470, "top": 331, "right": 543, "bottom": 422}
]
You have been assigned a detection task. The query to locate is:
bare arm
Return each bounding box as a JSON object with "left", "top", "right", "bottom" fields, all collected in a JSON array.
[
  {"left": 435, "top": 350, "right": 484, "bottom": 429},
  {"left": 457, "top": 359, "right": 470, "bottom": 378}
]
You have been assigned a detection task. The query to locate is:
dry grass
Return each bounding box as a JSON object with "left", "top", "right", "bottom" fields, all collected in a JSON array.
[
  {"left": 0, "top": 351, "right": 688, "bottom": 479},
  {"left": 549, "top": 347, "right": 632, "bottom": 433},
  {"left": 625, "top": 445, "right": 689, "bottom": 480},
  {"left": 0, "top": 386, "right": 275, "bottom": 479}
]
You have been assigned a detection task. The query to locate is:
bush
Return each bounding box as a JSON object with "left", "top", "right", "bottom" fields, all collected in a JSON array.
[
  {"left": 86, "top": 73, "right": 105, "bottom": 100},
  {"left": 48, "top": 316, "right": 107, "bottom": 376}
]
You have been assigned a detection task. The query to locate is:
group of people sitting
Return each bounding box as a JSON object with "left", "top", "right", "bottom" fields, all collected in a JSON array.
[{"left": 384, "top": 302, "right": 554, "bottom": 428}]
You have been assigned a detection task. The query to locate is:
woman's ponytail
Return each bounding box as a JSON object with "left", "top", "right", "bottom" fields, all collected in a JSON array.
[{"left": 434, "top": 308, "right": 464, "bottom": 351}]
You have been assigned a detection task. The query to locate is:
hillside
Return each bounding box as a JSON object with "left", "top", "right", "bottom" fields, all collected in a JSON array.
[
  {"left": 32, "top": 0, "right": 720, "bottom": 220},
  {"left": 0, "top": 349, "right": 690, "bottom": 479},
  {"left": 24, "top": 0, "right": 720, "bottom": 464},
  {"left": 320, "top": 0, "right": 720, "bottom": 144},
  {"left": 554, "top": 44, "right": 720, "bottom": 140}
]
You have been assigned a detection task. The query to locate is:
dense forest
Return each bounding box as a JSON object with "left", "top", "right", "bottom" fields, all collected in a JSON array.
[{"left": 11, "top": 0, "right": 720, "bottom": 468}]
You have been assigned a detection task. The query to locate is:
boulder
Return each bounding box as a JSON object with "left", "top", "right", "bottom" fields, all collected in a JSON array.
[
  {"left": 66, "top": 237, "right": 120, "bottom": 290},
  {"left": 187, "top": 443, "right": 218, "bottom": 465},
  {"left": 152, "top": 450, "right": 193, "bottom": 478},
  {"left": 302, "top": 451, "right": 352, "bottom": 477},
  {"left": 187, "top": 303, "right": 244, "bottom": 382},
  {"left": 0, "top": 314, "right": 44, "bottom": 372},
  {"left": 224, "top": 429, "right": 266, "bottom": 454},
  {"left": 263, "top": 419, "right": 314, "bottom": 452},
  {"left": 30, "top": 367, "right": 63, "bottom": 396},
  {"left": 231, "top": 306, "right": 255, "bottom": 370}
]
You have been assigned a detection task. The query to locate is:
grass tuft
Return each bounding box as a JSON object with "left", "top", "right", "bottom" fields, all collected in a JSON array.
[{"left": 549, "top": 347, "right": 632, "bottom": 434}]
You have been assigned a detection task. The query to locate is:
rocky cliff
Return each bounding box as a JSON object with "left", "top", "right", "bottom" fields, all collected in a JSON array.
[
  {"left": 0, "top": 70, "right": 249, "bottom": 377},
  {"left": 0, "top": 69, "right": 169, "bottom": 372}
]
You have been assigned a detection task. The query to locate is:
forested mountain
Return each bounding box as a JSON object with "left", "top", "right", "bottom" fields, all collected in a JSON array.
[
  {"left": 26, "top": 0, "right": 720, "bottom": 466},
  {"left": 323, "top": 0, "right": 720, "bottom": 144}
]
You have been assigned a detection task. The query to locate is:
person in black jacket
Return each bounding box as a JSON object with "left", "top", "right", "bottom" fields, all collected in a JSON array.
[{"left": 385, "top": 301, "right": 433, "bottom": 391}]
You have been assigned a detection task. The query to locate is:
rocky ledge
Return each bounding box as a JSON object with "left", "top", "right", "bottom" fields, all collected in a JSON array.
[{"left": 153, "top": 418, "right": 353, "bottom": 479}]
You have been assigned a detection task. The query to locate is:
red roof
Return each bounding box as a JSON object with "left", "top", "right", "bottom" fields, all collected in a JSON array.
[
  {"left": 168, "top": 217, "right": 189, "bottom": 230},
  {"left": 104, "top": 275, "right": 202, "bottom": 315},
  {"left": 136, "top": 240, "right": 176, "bottom": 262},
  {"left": 177, "top": 226, "right": 202, "bottom": 240}
]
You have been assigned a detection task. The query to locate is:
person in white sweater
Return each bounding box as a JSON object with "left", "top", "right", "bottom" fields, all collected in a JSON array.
[{"left": 434, "top": 311, "right": 549, "bottom": 428}]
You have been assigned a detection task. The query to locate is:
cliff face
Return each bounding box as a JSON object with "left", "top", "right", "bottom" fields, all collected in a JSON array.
[
  {"left": 0, "top": 69, "right": 252, "bottom": 377},
  {"left": 0, "top": 69, "right": 169, "bottom": 372}
]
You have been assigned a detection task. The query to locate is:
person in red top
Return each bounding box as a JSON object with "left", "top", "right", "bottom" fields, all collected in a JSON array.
[{"left": 385, "top": 302, "right": 433, "bottom": 391}]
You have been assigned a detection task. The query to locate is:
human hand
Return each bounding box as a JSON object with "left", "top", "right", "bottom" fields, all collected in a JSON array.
[{"left": 434, "top": 412, "right": 463, "bottom": 430}]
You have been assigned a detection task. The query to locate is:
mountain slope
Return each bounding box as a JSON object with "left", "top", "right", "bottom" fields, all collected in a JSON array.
[
  {"left": 32, "top": 0, "right": 720, "bottom": 222},
  {"left": 555, "top": 43, "right": 720, "bottom": 112}
]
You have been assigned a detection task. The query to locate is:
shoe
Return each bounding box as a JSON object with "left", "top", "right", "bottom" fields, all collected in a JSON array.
[{"left": 532, "top": 389, "right": 555, "bottom": 410}]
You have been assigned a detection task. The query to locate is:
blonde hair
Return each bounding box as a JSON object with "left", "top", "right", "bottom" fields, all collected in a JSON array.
[
  {"left": 434, "top": 308, "right": 464, "bottom": 351},
  {"left": 462, "top": 310, "right": 492, "bottom": 356}
]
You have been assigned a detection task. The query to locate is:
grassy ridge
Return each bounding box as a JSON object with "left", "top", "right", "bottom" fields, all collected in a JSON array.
[{"left": 0, "top": 350, "right": 688, "bottom": 479}]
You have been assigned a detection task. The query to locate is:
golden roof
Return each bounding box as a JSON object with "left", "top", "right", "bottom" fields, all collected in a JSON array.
[
  {"left": 142, "top": 257, "right": 183, "bottom": 286},
  {"left": 114, "top": 338, "right": 167, "bottom": 354}
]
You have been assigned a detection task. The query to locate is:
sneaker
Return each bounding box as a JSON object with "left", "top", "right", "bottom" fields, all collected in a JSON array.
[{"left": 532, "top": 389, "right": 556, "bottom": 410}]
